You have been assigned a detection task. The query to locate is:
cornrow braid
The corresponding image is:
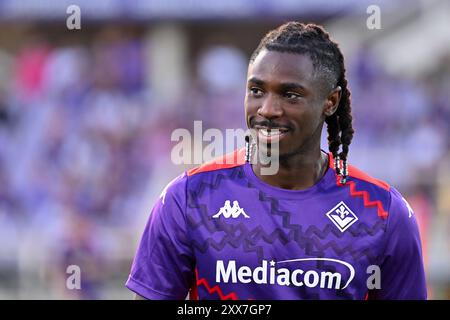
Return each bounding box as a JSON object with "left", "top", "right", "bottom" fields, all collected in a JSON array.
[
  {"left": 335, "top": 65, "right": 354, "bottom": 184},
  {"left": 250, "top": 22, "right": 354, "bottom": 184}
]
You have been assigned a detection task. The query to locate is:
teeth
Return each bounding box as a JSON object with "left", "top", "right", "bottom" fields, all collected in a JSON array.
[{"left": 260, "top": 129, "right": 283, "bottom": 137}]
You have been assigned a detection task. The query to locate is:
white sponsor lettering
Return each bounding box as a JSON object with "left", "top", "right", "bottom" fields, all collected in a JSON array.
[{"left": 216, "top": 258, "right": 354, "bottom": 290}]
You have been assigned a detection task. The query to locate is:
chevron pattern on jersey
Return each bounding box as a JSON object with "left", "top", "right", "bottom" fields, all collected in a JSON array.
[{"left": 187, "top": 166, "right": 385, "bottom": 262}]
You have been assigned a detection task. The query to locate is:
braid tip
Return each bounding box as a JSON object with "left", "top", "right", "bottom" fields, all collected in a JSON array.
[{"left": 245, "top": 135, "right": 251, "bottom": 163}]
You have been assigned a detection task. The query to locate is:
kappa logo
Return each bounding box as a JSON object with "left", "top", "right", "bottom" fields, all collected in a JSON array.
[
  {"left": 326, "top": 201, "right": 358, "bottom": 232},
  {"left": 213, "top": 200, "right": 250, "bottom": 219}
]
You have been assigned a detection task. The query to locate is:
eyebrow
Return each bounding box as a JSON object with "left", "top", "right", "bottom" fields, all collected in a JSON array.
[{"left": 247, "top": 77, "right": 306, "bottom": 91}]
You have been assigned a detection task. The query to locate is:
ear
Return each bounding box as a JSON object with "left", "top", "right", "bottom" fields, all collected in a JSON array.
[{"left": 323, "top": 86, "right": 342, "bottom": 117}]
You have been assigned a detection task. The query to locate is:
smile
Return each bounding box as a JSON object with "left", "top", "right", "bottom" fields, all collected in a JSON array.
[
  {"left": 254, "top": 126, "right": 290, "bottom": 143},
  {"left": 259, "top": 128, "right": 288, "bottom": 137}
]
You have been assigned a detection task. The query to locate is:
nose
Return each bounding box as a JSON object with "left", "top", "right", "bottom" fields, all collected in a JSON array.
[{"left": 257, "top": 94, "right": 283, "bottom": 120}]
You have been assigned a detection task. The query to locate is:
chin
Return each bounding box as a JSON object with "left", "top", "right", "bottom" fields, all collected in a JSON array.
[{"left": 255, "top": 145, "right": 291, "bottom": 161}]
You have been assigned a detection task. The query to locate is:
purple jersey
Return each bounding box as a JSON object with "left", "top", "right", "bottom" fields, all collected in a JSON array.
[{"left": 126, "top": 149, "right": 427, "bottom": 300}]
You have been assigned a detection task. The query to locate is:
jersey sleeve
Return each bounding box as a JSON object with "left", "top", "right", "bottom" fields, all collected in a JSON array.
[
  {"left": 371, "top": 187, "right": 427, "bottom": 300},
  {"left": 125, "top": 172, "right": 195, "bottom": 299}
]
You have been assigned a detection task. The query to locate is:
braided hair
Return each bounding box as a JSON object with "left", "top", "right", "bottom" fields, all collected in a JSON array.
[{"left": 249, "top": 22, "right": 354, "bottom": 184}]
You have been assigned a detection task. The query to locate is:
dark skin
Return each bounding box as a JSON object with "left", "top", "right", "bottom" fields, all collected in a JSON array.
[{"left": 245, "top": 49, "right": 341, "bottom": 190}]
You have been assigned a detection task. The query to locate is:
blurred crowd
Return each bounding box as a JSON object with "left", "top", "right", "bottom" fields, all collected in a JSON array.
[{"left": 0, "top": 25, "right": 449, "bottom": 299}]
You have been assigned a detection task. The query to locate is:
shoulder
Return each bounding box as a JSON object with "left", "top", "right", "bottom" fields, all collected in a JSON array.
[
  {"left": 328, "top": 152, "right": 390, "bottom": 192},
  {"left": 159, "top": 148, "right": 246, "bottom": 202},
  {"left": 346, "top": 163, "right": 391, "bottom": 192},
  {"left": 186, "top": 148, "right": 246, "bottom": 177},
  {"left": 159, "top": 171, "right": 188, "bottom": 206},
  {"left": 329, "top": 153, "right": 394, "bottom": 219},
  {"left": 331, "top": 154, "right": 416, "bottom": 224},
  {"left": 385, "top": 186, "right": 418, "bottom": 233}
]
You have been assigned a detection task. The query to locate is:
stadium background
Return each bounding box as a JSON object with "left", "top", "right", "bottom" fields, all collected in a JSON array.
[{"left": 0, "top": 0, "right": 448, "bottom": 299}]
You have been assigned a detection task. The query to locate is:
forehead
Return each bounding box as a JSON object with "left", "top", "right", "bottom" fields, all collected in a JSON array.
[{"left": 248, "top": 49, "right": 315, "bottom": 84}]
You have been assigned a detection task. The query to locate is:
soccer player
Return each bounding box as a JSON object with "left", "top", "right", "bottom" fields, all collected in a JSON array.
[{"left": 126, "top": 22, "right": 427, "bottom": 300}]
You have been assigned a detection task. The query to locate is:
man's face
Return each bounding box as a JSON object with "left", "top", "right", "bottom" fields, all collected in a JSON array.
[{"left": 245, "top": 49, "right": 331, "bottom": 159}]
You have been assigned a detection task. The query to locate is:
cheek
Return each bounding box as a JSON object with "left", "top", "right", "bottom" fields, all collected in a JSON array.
[
  {"left": 285, "top": 107, "right": 319, "bottom": 131},
  {"left": 244, "top": 97, "right": 258, "bottom": 115},
  {"left": 244, "top": 97, "right": 253, "bottom": 127}
]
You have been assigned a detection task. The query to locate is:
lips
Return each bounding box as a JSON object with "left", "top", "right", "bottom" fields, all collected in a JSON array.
[{"left": 254, "top": 125, "right": 291, "bottom": 143}]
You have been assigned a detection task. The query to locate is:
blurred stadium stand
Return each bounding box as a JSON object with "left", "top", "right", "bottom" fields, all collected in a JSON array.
[{"left": 0, "top": 0, "right": 448, "bottom": 299}]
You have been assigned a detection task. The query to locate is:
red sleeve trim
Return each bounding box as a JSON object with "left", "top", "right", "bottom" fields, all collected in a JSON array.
[
  {"left": 328, "top": 152, "right": 390, "bottom": 191},
  {"left": 187, "top": 148, "right": 246, "bottom": 177},
  {"left": 328, "top": 152, "right": 390, "bottom": 219}
]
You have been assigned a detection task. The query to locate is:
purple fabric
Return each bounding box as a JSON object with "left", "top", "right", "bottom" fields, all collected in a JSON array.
[{"left": 126, "top": 157, "right": 427, "bottom": 300}]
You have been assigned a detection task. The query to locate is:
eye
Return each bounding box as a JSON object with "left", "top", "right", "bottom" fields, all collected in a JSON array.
[
  {"left": 285, "top": 92, "right": 301, "bottom": 101},
  {"left": 248, "top": 87, "right": 264, "bottom": 97}
]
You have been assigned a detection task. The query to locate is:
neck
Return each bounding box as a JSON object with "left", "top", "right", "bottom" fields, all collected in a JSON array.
[{"left": 251, "top": 146, "right": 329, "bottom": 190}]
